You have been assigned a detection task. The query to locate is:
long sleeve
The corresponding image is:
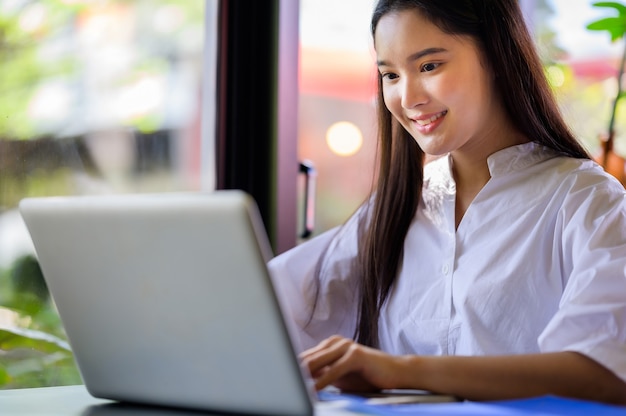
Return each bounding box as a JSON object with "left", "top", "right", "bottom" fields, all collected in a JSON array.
[{"left": 268, "top": 215, "right": 363, "bottom": 353}]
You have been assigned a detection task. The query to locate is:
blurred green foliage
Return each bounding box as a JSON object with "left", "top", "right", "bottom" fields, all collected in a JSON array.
[
  {"left": 0, "top": 254, "right": 81, "bottom": 388},
  {"left": 0, "top": 0, "right": 204, "bottom": 140},
  {"left": 0, "top": 0, "right": 79, "bottom": 140}
]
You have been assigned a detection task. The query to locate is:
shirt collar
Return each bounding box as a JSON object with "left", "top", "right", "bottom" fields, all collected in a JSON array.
[
  {"left": 484, "top": 142, "right": 559, "bottom": 177},
  {"left": 432, "top": 142, "right": 560, "bottom": 188}
]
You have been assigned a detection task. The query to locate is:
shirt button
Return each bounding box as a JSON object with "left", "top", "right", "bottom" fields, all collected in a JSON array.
[{"left": 442, "top": 264, "right": 450, "bottom": 275}]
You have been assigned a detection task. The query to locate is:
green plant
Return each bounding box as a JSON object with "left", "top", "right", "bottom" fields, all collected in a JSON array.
[
  {"left": 0, "top": 325, "right": 79, "bottom": 388},
  {"left": 0, "top": 255, "right": 81, "bottom": 388},
  {"left": 586, "top": 1, "right": 626, "bottom": 176}
]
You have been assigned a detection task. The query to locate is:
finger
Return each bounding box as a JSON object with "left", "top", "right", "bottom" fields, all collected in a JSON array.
[
  {"left": 299, "top": 335, "right": 346, "bottom": 361},
  {"left": 300, "top": 336, "right": 351, "bottom": 374},
  {"left": 302, "top": 337, "right": 354, "bottom": 375},
  {"left": 312, "top": 343, "right": 363, "bottom": 390}
]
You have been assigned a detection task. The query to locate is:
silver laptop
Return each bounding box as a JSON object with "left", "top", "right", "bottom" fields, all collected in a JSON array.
[{"left": 18, "top": 190, "right": 318, "bottom": 416}]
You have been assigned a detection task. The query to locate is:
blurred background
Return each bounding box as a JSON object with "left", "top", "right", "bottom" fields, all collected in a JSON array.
[{"left": 0, "top": 0, "right": 624, "bottom": 388}]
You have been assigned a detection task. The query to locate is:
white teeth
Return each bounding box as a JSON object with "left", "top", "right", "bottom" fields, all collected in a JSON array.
[{"left": 415, "top": 111, "right": 446, "bottom": 126}]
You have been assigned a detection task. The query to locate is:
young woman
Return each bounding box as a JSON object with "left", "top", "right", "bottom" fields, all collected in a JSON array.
[{"left": 269, "top": 0, "right": 626, "bottom": 404}]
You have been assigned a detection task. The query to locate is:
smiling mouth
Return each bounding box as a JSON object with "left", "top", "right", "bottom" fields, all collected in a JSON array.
[{"left": 415, "top": 111, "right": 447, "bottom": 126}]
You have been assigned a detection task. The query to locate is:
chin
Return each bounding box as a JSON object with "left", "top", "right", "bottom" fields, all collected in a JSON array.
[{"left": 419, "top": 145, "right": 450, "bottom": 157}]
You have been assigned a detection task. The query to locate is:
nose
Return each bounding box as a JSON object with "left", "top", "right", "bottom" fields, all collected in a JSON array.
[{"left": 400, "top": 77, "right": 428, "bottom": 109}]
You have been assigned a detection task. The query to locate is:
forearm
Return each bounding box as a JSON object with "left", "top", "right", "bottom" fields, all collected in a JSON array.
[{"left": 400, "top": 352, "right": 626, "bottom": 405}]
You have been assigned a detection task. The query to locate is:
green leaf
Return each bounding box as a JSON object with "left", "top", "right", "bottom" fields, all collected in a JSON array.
[
  {"left": 587, "top": 17, "right": 626, "bottom": 41},
  {"left": 0, "top": 327, "right": 71, "bottom": 353},
  {"left": 588, "top": 2, "right": 626, "bottom": 41}
]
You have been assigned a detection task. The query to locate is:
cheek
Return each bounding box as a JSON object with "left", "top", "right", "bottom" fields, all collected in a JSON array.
[
  {"left": 450, "top": 66, "right": 493, "bottom": 110},
  {"left": 452, "top": 79, "right": 492, "bottom": 127},
  {"left": 382, "top": 87, "right": 402, "bottom": 118},
  {"left": 425, "top": 76, "right": 455, "bottom": 104}
]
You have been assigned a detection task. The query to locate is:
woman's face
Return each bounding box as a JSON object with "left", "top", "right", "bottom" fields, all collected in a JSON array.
[{"left": 374, "top": 9, "right": 510, "bottom": 157}]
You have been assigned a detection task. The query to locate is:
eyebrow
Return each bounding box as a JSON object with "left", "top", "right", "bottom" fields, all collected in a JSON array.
[{"left": 377, "top": 47, "right": 448, "bottom": 67}]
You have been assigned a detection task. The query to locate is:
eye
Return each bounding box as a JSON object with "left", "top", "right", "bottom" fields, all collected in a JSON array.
[
  {"left": 421, "top": 62, "right": 440, "bottom": 72},
  {"left": 380, "top": 72, "right": 399, "bottom": 81}
]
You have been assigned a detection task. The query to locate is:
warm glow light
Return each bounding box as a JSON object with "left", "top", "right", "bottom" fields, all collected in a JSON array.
[
  {"left": 326, "top": 121, "right": 363, "bottom": 156},
  {"left": 546, "top": 65, "right": 565, "bottom": 88}
]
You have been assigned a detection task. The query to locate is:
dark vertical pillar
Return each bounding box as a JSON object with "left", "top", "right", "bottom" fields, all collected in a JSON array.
[{"left": 215, "top": 0, "right": 299, "bottom": 254}]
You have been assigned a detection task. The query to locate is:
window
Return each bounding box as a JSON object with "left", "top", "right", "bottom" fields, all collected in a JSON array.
[
  {"left": 298, "top": 0, "right": 378, "bottom": 238},
  {"left": 0, "top": 0, "right": 210, "bottom": 388}
]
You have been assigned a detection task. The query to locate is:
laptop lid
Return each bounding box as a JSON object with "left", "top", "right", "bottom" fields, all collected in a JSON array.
[{"left": 19, "top": 190, "right": 314, "bottom": 416}]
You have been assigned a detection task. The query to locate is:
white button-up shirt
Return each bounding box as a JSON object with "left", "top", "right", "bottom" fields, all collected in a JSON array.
[{"left": 268, "top": 142, "right": 626, "bottom": 382}]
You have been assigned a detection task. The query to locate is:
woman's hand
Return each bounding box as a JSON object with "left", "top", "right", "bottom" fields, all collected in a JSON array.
[
  {"left": 299, "top": 336, "right": 626, "bottom": 404},
  {"left": 299, "top": 335, "right": 412, "bottom": 392}
]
